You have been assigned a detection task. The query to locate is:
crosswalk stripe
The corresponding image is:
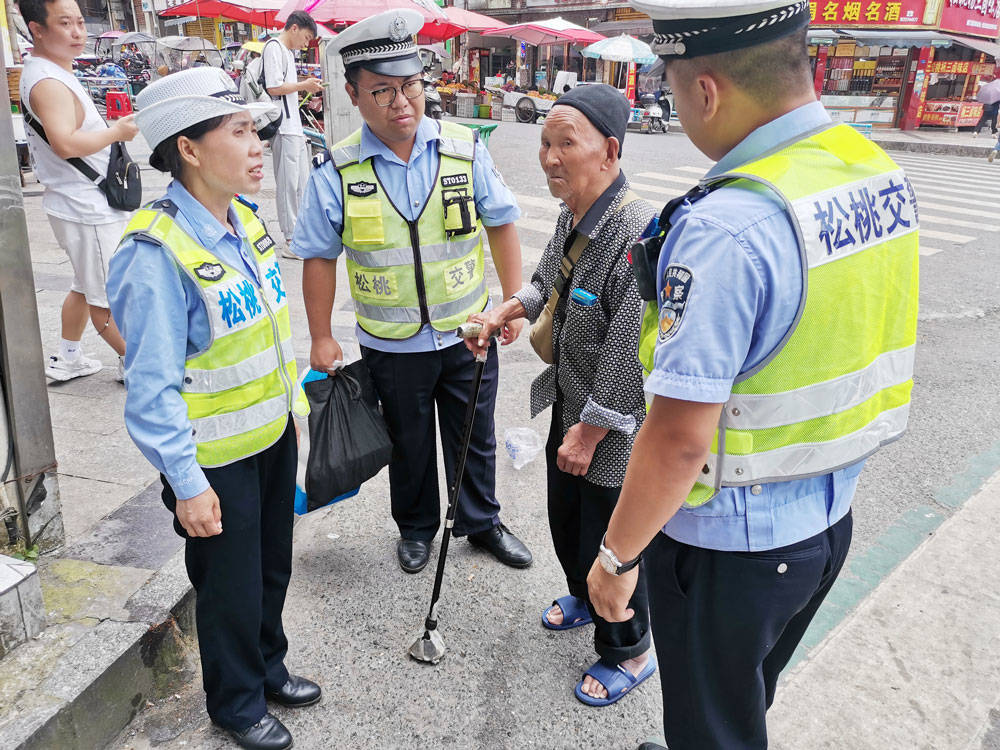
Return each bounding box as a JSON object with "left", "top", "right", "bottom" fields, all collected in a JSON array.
[
  {"left": 918, "top": 227, "right": 975, "bottom": 243},
  {"left": 915, "top": 200, "right": 1000, "bottom": 220},
  {"left": 894, "top": 166, "right": 992, "bottom": 190},
  {"left": 673, "top": 165, "right": 714, "bottom": 175},
  {"left": 919, "top": 246, "right": 943, "bottom": 257},
  {"left": 891, "top": 153, "right": 994, "bottom": 170},
  {"left": 636, "top": 172, "right": 701, "bottom": 187},
  {"left": 919, "top": 213, "right": 1000, "bottom": 232},
  {"left": 911, "top": 181, "right": 1000, "bottom": 202},
  {"left": 515, "top": 193, "right": 561, "bottom": 211},
  {"left": 911, "top": 189, "right": 999, "bottom": 211},
  {"left": 517, "top": 217, "right": 557, "bottom": 236}
]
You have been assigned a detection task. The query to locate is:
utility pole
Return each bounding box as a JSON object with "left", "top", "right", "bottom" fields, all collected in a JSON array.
[{"left": 0, "top": 50, "right": 65, "bottom": 553}]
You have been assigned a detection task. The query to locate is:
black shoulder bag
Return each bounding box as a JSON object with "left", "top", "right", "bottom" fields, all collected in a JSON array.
[{"left": 24, "top": 111, "right": 142, "bottom": 212}]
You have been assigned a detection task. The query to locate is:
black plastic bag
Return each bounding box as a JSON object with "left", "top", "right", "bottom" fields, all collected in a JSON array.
[{"left": 303, "top": 360, "right": 393, "bottom": 512}]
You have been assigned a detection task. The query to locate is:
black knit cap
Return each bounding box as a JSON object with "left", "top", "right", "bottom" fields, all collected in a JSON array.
[{"left": 551, "top": 84, "right": 630, "bottom": 157}]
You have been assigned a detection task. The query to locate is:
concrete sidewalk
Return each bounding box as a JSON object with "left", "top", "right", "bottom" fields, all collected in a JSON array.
[
  {"left": 768, "top": 469, "right": 1000, "bottom": 749},
  {"left": 871, "top": 127, "right": 999, "bottom": 159}
]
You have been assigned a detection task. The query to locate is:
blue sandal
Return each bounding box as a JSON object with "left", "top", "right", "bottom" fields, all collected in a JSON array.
[
  {"left": 574, "top": 656, "right": 657, "bottom": 707},
  {"left": 541, "top": 595, "right": 593, "bottom": 631}
]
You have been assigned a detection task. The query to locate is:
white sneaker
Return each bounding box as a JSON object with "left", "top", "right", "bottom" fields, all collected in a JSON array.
[
  {"left": 281, "top": 245, "right": 303, "bottom": 260},
  {"left": 115, "top": 356, "right": 125, "bottom": 384},
  {"left": 45, "top": 353, "right": 102, "bottom": 381},
  {"left": 989, "top": 150, "right": 997, "bottom": 163}
]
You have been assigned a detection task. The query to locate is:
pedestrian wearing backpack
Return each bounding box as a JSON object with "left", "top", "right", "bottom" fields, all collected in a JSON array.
[{"left": 262, "top": 11, "right": 323, "bottom": 259}]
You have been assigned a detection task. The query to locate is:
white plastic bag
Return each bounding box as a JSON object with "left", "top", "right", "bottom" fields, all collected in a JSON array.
[{"left": 503, "top": 427, "right": 544, "bottom": 470}]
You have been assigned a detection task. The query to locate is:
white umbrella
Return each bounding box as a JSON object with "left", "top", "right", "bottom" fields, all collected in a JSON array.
[
  {"left": 976, "top": 78, "right": 1000, "bottom": 106},
  {"left": 581, "top": 34, "right": 656, "bottom": 65}
]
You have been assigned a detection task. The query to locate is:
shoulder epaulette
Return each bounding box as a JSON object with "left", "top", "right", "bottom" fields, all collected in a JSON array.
[{"left": 312, "top": 150, "right": 332, "bottom": 169}]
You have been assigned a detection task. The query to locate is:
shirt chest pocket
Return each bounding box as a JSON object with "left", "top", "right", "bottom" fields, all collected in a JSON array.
[
  {"left": 559, "top": 292, "right": 608, "bottom": 360},
  {"left": 346, "top": 199, "right": 385, "bottom": 245}
]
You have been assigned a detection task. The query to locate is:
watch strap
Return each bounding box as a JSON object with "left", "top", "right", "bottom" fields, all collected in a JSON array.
[{"left": 601, "top": 533, "right": 641, "bottom": 575}]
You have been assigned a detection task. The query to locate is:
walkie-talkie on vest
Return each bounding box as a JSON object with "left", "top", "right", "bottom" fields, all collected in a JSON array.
[{"left": 442, "top": 188, "right": 475, "bottom": 237}]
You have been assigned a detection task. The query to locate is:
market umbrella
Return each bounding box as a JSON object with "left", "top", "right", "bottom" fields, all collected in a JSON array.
[
  {"left": 581, "top": 34, "right": 656, "bottom": 64},
  {"left": 117, "top": 31, "right": 155, "bottom": 45},
  {"left": 276, "top": 0, "right": 462, "bottom": 40},
  {"left": 977, "top": 78, "right": 1000, "bottom": 105},
  {"left": 480, "top": 17, "right": 604, "bottom": 46},
  {"left": 160, "top": 0, "right": 285, "bottom": 28},
  {"left": 98, "top": 30, "right": 124, "bottom": 39},
  {"left": 443, "top": 6, "right": 508, "bottom": 33}
]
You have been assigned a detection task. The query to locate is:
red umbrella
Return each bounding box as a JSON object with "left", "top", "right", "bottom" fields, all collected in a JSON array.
[
  {"left": 160, "top": 0, "right": 284, "bottom": 28},
  {"left": 442, "top": 7, "right": 508, "bottom": 33},
  {"left": 481, "top": 17, "right": 604, "bottom": 46},
  {"left": 276, "top": 0, "right": 462, "bottom": 40}
]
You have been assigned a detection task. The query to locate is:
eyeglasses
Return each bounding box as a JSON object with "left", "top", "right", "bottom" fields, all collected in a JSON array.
[{"left": 355, "top": 79, "right": 425, "bottom": 107}]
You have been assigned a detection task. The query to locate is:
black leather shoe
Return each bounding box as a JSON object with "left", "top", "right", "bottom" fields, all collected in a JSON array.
[
  {"left": 637, "top": 744, "right": 668, "bottom": 750},
  {"left": 225, "top": 713, "right": 292, "bottom": 750},
  {"left": 467, "top": 523, "right": 532, "bottom": 568},
  {"left": 266, "top": 674, "right": 321, "bottom": 707},
  {"left": 397, "top": 538, "right": 431, "bottom": 573}
]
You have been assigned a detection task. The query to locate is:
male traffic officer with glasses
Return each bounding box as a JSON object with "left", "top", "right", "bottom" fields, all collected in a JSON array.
[
  {"left": 294, "top": 10, "right": 533, "bottom": 574},
  {"left": 585, "top": 1, "right": 919, "bottom": 748}
]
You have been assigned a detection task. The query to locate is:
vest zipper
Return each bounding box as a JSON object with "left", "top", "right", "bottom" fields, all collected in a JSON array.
[{"left": 407, "top": 219, "right": 431, "bottom": 325}]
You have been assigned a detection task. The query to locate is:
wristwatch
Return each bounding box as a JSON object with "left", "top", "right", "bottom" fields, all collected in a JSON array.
[{"left": 598, "top": 534, "right": 641, "bottom": 576}]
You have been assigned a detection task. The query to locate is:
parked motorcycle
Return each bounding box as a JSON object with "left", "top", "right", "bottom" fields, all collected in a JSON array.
[
  {"left": 638, "top": 92, "right": 667, "bottom": 134},
  {"left": 424, "top": 76, "right": 443, "bottom": 120}
]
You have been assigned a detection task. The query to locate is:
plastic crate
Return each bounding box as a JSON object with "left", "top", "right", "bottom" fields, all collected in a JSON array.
[
  {"left": 456, "top": 93, "right": 476, "bottom": 118},
  {"left": 501, "top": 106, "right": 516, "bottom": 122},
  {"left": 491, "top": 102, "right": 502, "bottom": 120}
]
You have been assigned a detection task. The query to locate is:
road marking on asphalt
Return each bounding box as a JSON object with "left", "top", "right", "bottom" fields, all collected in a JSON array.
[
  {"left": 919, "top": 213, "right": 1000, "bottom": 232},
  {"left": 673, "top": 165, "right": 714, "bottom": 175},
  {"left": 515, "top": 193, "right": 560, "bottom": 211},
  {"left": 893, "top": 165, "right": 995, "bottom": 191},
  {"left": 918, "top": 227, "right": 975, "bottom": 243},
  {"left": 910, "top": 179, "right": 1000, "bottom": 202},
  {"left": 912, "top": 193, "right": 1000, "bottom": 217},
  {"left": 516, "top": 216, "right": 559, "bottom": 236},
  {"left": 635, "top": 172, "right": 702, "bottom": 187},
  {"left": 919, "top": 246, "right": 943, "bottom": 256}
]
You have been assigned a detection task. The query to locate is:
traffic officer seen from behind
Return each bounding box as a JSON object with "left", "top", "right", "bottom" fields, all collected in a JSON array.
[
  {"left": 107, "top": 68, "right": 320, "bottom": 750},
  {"left": 584, "top": 2, "right": 920, "bottom": 748},
  {"left": 294, "top": 10, "right": 532, "bottom": 574}
]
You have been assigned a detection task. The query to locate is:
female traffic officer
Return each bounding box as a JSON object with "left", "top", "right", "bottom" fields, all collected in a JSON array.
[{"left": 106, "top": 67, "right": 318, "bottom": 750}]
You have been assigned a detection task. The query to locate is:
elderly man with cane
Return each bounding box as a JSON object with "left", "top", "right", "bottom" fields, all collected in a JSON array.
[
  {"left": 586, "top": 1, "right": 919, "bottom": 748},
  {"left": 467, "top": 84, "right": 656, "bottom": 706}
]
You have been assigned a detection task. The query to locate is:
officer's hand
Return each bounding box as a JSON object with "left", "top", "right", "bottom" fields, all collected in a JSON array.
[
  {"left": 500, "top": 317, "right": 525, "bottom": 346},
  {"left": 112, "top": 114, "right": 139, "bottom": 142},
  {"left": 301, "top": 77, "right": 324, "bottom": 95},
  {"left": 176, "top": 487, "right": 222, "bottom": 538},
  {"left": 556, "top": 422, "right": 608, "bottom": 476},
  {"left": 587, "top": 557, "right": 637, "bottom": 623},
  {"left": 463, "top": 311, "right": 503, "bottom": 358},
  {"left": 311, "top": 335, "right": 343, "bottom": 376}
]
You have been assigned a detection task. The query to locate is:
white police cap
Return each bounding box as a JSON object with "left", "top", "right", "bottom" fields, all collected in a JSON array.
[
  {"left": 326, "top": 9, "right": 424, "bottom": 78},
  {"left": 628, "top": 0, "right": 810, "bottom": 59}
]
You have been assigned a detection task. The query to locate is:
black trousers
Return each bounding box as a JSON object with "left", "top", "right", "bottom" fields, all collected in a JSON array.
[
  {"left": 161, "top": 419, "right": 296, "bottom": 731},
  {"left": 546, "top": 407, "right": 650, "bottom": 666},
  {"left": 977, "top": 102, "right": 999, "bottom": 134},
  {"left": 361, "top": 343, "right": 501, "bottom": 541},
  {"left": 646, "top": 510, "right": 853, "bottom": 750}
]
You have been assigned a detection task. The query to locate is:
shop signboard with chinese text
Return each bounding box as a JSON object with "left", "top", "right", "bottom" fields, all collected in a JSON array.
[
  {"left": 937, "top": 0, "right": 1000, "bottom": 38},
  {"left": 809, "top": 0, "right": 932, "bottom": 27},
  {"left": 926, "top": 60, "right": 995, "bottom": 74}
]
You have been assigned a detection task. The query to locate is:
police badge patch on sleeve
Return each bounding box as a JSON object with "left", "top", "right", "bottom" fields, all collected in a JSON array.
[
  {"left": 658, "top": 264, "right": 692, "bottom": 342},
  {"left": 347, "top": 181, "right": 378, "bottom": 197},
  {"left": 194, "top": 262, "right": 226, "bottom": 282}
]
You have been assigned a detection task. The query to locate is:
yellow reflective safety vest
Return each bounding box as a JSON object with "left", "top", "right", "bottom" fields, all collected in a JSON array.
[
  {"left": 121, "top": 196, "right": 307, "bottom": 468},
  {"left": 330, "top": 121, "right": 488, "bottom": 339},
  {"left": 639, "top": 123, "right": 919, "bottom": 507}
]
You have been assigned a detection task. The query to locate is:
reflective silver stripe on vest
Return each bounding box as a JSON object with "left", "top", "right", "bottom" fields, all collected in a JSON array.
[
  {"left": 182, "top": 338, "right": 296, "bottom": 394},
  {"left": 726, "top": 345, "right": 915, "bottom": 431},
  {"left": 438, "top": 136, "right": 475, "bottom": 161},
  {"left": 191, "top": 393, "right": 289, "bottom": 444},
  {"left": 332, "top": 143, "right": 361, "bottom": 168},
  {"left": 708, "top": 403, "right": 910, "bottom": 487},
  {"left": 343, "top": 235, "right": 480, "bottom": 269},
  {"left": 354, "top": 278, "right": 487, "bottom": 324}
]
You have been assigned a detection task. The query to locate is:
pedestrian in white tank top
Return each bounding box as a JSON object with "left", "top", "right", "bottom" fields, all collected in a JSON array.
[
  {"left": 261, "top": 10, "right": 323, "bottom": 259},
  {"left": 18, "top": 0, "right": 139, "bottom": 382}
]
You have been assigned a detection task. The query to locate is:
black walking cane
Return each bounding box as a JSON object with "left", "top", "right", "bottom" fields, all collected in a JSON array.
[{"left": 409, "top": 322, "right": 496, "bottom": 665}]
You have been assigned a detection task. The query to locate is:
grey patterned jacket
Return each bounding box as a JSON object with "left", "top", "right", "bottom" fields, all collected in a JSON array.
[{"left": 513, "top": 172, "right": 655, "bottom": 488}]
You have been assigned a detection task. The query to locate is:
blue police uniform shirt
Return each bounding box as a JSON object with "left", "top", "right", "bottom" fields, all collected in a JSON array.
[
  {"left": 107, "top": 180, "right": 282, "bottom": 501},
  {"left": 291, "top": 115, "right": 521, "bottom": 353},
  {"left": 646, "top": 101, "right": 861, "bottom": 553}
]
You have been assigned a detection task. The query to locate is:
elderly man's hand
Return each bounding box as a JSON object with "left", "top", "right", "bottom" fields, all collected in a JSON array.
[
  {"left": 463, "top": 310, "right": 504, "bottom": 358},
  {"left": 556, "top": 421, "right": 609, "bottom": 476},
  {"left": 500, "top": 317, "right": 525, "bottom": 346}
]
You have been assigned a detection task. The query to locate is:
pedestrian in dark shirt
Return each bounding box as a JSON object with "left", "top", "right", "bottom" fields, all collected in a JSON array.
[{"left": 466, "top": 84, "right": 657, "bottom": 707}]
